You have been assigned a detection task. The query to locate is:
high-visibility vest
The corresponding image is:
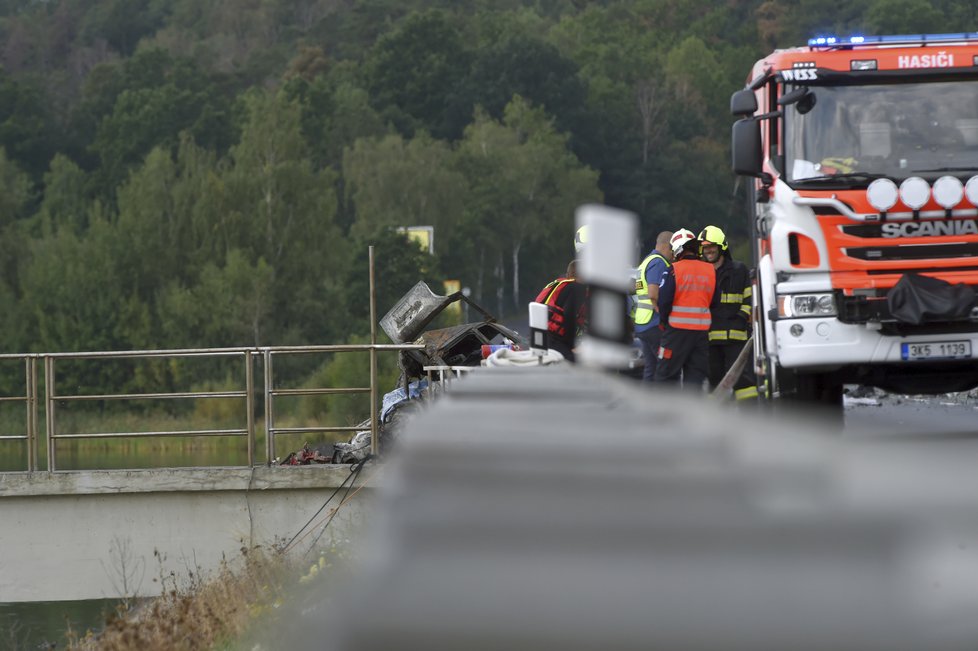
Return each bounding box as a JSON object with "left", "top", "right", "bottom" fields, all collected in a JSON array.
[
  {"left": 669, "top": 259, "right": 715, "bottom": 331},
  {"left": 633, "top": 252, "right": 669, "bottom": 325},
  {"left": 534, "top": 278, "right": 576, "bottom": 338}
]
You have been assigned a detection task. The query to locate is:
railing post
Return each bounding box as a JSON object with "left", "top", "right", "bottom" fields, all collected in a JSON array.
[
  {"left": 44, "top": 356, "right": 55, "bottom": 472},
  {"left": 245, "top": 350, "right": 255, "bottom": 467},
  {"left": 26, "top": 356, "right": 36, "bottom": 472},
  {"left": 369, "top": 245, "right": 378, "bottom": 456},
  {"left": 264, "top": 350, "right": 274, "bottom": 465}
]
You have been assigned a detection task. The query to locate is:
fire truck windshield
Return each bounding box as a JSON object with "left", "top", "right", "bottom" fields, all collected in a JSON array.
[{"left": 785, "top": 80, "right": 978, "bottom": 186}]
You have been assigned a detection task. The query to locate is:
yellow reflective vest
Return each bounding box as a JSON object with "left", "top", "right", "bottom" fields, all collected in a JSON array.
[{"left": 633, "top": 252, "right": 670, "bottom": 326}]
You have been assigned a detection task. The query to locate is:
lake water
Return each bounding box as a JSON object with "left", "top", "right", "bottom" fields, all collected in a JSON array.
[
  {"left": 0, "top": 428, "right": 354, "bottom": 472},
  {"left": 0, "top": 599, "right": 130, "bottom": 648}
]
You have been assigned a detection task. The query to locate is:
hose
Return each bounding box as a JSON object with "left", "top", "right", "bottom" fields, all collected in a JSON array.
[{"left": 485, "top": 348, "right": 565, "bottom": 367}]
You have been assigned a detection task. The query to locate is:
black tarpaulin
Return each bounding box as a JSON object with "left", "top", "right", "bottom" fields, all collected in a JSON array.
[{"left": 886, "top": 273, "right": 976, "bottom": 325}]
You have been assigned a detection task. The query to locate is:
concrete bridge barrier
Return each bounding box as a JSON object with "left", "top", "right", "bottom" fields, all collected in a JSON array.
[
  {"left": 0, "top": 466, "right": 374, "bottom": 602},
  {"left": 278, "top": 364, "right": 978, "bottom": 651}
]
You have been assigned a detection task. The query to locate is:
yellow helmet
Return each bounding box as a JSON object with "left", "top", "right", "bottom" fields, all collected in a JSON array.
[
  {"left": 574, "top": 225, "right": 589, "bottom": 253},
  {"left": 698, "top": 225, "right": 728, "bottom": 251}
]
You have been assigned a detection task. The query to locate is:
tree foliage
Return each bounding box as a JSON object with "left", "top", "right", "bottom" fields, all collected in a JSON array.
[{"left": 0, "top": 0, "right": 974, "bottom": 395}]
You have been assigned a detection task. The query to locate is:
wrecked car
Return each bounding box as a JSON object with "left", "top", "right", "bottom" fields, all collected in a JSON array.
[{"left": 280, "top": 281, "right": 524, "bottom": 465}]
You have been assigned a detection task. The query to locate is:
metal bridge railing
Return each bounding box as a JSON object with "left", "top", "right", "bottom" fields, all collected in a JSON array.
[
  {"left": 0, "top": 343, "right": 423, "bottom": 473},
  {"left": 0, "top": 355, "right": 38, "bottom": 472},
  {"left": 262, "top": 344, "right": 423, "bottom": 465}
]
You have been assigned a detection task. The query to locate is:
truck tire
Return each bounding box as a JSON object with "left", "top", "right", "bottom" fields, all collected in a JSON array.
[
  {"left": 778, "top": 368, "right": 845, "bottom": 430},
  {"left": 795, "top": 372, "right": 843, "bottom": 406}
]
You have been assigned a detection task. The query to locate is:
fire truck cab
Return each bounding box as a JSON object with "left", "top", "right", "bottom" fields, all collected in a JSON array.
[{"left": 731, "top": 33, "right": 978, "bottom": 408}]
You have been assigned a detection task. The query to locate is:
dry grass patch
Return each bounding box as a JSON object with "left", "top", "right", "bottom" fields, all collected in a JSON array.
[{"left": 66, "top": 545, "right": 297, "bottom": 651}]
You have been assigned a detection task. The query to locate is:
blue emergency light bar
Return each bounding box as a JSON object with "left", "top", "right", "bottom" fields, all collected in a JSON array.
[{"left": 808, "top": 33, "right": 978, "bottom": 47}]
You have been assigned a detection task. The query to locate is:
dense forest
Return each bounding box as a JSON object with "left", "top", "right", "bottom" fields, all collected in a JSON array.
[{"left": 0, "top": 0, "right": 975, "bottom": 360}]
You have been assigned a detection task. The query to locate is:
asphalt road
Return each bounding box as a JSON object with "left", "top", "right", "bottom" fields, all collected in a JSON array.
[{"left": 844, "top": 393, "right": 978, "bottom": 440}]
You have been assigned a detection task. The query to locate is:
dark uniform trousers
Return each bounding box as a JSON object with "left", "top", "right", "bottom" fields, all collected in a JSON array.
[
  {"left": 636, "top": 326, "right": 663, "bottom": 382},
  {"left": 654, "top": 327, "right": 709, "bottom": 390},
  {"left": 708, "top": 341, "right": 746, "bottom": 388}
]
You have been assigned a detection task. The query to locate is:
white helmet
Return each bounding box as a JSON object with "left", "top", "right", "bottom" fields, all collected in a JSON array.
[
  {"left": 574, "top": 225, "right": 589, "bottom": 253},
  {"left": 670, "top": 228, "right": 696, "bottom": 256}
]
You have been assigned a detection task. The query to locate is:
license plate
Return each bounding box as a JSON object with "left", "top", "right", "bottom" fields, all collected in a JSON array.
[{"left": 901, "top": 340, "right": 972, "bottom": 361}]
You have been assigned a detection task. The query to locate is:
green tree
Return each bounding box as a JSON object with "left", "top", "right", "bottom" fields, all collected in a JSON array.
[
  {"left": 221, "top": 89, "right": 347, "bottom": 345},
  {"left": 311, "top": 0, "right": 455, "bottom": 61},
  {"left": 663, "top": 36, "right": 725, "bottom": 139},
  {"left": 285, "top": 66, "right": 386, "bottom": 171},
  {"left": 456, "top": 96, "right": 601, "bottom": 314},
  {"left": 17, "top": 209, "right": 156, "bottom": 395},
  {"left": 464, "top": 34, "right": 589, "bottom": 140},
  {"left": 363, "top": 9, "right": 474, "bottom": 138},
  {"left": 21, "top": 211, "right": 133, "bottom": 353},
  {"left": 547, "top": 4, "right": 667, "bottom": 220},
  {"left": 864, "top": 0, "right": 944, "bottom": 33},
  {"left": 0, "top": 149, "right": 33, "bottom": 352},
  {"left": 0, "top": 147, "right": 32, "bottom": 227},
  {"left": 342, "top": 227, "right": 443, "bottom": 335},
  {"left": 34, "top": 154, "right": 91, "bottom": 237},
  {"left": 343, "top": 132, "right": 468, "bottom": 250},
  {"left": 80, "top": 0, "right": 170, "bottom": 56},
  {"left": 0, "top": 68, "right": 60, "bottom": 180},
  {"left": 773, "top": 0, "right": 872, "bottom": 45},
  {"left": 88, "top": 49, "right": 235, "bottom": 195},
  {"left": 0, "top": 147, "right": 32, "bottom": 275},
  {"left": 159, "top": 249, "right": 275, "bottom": 347},
  {"left": 112, "top": 140, "right": 221, "bottom": 310}
]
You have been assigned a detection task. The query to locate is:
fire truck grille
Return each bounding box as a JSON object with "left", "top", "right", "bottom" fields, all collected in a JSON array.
[
  {"left": 846, "top": 242, "right": 978, "bottom": 261},
  {"left": 866, "top": 265, "right": 978, "bottom": 275},
  {"left": 840, "top": 224, "right": 884, "bottom": 237}
]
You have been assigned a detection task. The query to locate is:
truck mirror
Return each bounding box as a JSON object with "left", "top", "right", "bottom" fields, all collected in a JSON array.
[
  {"left": 730, "top": 89, "right": 758, "bottom": 116},
  {"left": 797, "top": 92, "right": 816, "bottom": 115},
  {"left": 778, "top": 87, "right": 816, "bottom": 115},
  {"left": 732, "top": 118, "right": 763, "bottom": 177},
  {"left": 777, "top": 87, "right": 808, "bottom": 105}
]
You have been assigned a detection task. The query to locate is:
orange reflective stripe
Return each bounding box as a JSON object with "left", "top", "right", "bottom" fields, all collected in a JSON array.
[{"left": 670, "top": 306, "right": 711, "bottom": 327}]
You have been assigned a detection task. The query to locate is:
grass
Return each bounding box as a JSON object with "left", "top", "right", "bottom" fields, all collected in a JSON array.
[{"left": 63, "top": 542, "right": 344, "bottom": 651}]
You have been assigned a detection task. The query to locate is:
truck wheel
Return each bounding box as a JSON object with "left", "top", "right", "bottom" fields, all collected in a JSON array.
[
  {"left": 778, "top": 369, "right": 845, "bottom": 431},
  {"left": 794, "top": 372, "right": 843, "bottom": 407}
]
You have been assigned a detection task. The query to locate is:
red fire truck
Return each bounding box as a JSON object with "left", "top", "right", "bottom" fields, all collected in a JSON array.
[{"left": 731, "top": 33, "right": 978, "bottom": 409}]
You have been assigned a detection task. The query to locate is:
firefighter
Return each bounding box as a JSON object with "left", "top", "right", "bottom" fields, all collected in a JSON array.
[
  {"left": 654, "top": 229, "right": 718, "bottom": 390},
  {"left": 698, "top": 225, "right": 757, "bottom": 400},
  {"left": 534, "top": 260, "right": 586, "bottom": 361},
  {"left": 633, "top": 231, "right": 674, "bottom": 381}
]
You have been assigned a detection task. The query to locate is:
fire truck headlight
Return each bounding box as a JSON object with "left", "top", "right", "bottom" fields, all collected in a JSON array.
[
  {"left": 899, "top": 176, "right": 930, "bottom": 210},
  {"left": 778, "top": 293, "right": 837, "bottom": 318},
  {"left": 867, "top": 178, "right": 898, "bottom": 212},
  {"left": 965, "top": 176, "right": 978, "bottom": 205},
  {"left": 933, "top": 175, "right": 964, "bottom": 209}
]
